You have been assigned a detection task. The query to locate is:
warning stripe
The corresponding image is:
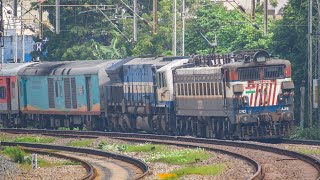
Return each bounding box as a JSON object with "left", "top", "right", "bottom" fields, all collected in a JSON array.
[{"left": 247, "top": 80, "right": 279, "bottom": 107}]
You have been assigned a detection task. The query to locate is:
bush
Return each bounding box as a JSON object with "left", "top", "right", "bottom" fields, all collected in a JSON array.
[
  {"left": 3, "top": 146, "right": 26, "bottom": 163},
  {"left": 290, "top": 126, "right": 320, "bottom": 140}
]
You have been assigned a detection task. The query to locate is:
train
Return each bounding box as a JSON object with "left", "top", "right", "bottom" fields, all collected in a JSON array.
[{"left": 0, "top": 49, "right": 294, "bottom": 140}]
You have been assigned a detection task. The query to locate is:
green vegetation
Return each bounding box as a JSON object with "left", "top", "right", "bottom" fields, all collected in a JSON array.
[
  {"left": 13, "top": 136, "right": 56, "bottom": 143},
  {"left": 98, "top": 141, "right": 211, "bottom": 165},
  {"left": 293, "top": 148, "right": 320, "bottom": 155},
  {"left": 159, "top": 164, "right": 225, "bottom": 180},
  {"left": 98, "top": 141, "right": 165, "bottom": 152},
  {"left": 2, "top": 146, "right": 81, "bottom": 168},
  {"left": 66, "top": 139, "right": 93, "bottom": 147},
  {"left": 3, "top": 146, "right": 26, "bottom": 163},
  {"left": 290, "top": 126, "right": 320, "bottom": 140},
  {"left": 147, "top": 148, "right": 211, "bottom": 165}
]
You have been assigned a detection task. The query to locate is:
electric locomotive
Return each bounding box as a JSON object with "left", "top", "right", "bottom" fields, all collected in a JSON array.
[{"left": 173, "top": 50, "right": 294, "bottom": 139}]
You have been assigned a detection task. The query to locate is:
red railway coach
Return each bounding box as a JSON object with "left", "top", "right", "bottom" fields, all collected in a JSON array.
[{"left": 0, "top": 63, "right": 36, "bottom": 127}]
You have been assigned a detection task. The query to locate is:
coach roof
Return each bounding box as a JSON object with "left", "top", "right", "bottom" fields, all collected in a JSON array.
[
  {"left": 0, "top": 63, "right": 36, "bottom": 76},
  {"left": 18, "top": 61, "right": 69, "bottom": 76},
  {"left": 49, "top": 60, "right": 119, "bottom": 76}
]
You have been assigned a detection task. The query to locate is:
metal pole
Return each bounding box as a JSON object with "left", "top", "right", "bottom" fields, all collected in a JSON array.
[
  {"left": 264, "top": 0, "right": 268, "bottom": 36},
  {"left": 251, "top": 0, "right": 256, "bottom": 20},
  {"left": 172, "top": 0, "right": 176, "bottom": 56},
  {"left": 56, "top": 0, "right": 60, "bottom": 34},
  {"left": 153, "top": 0, "right": 157, "bottom": 34},
  {"left": 39, "top": 4, "right": 43, "bottom": 39},
  {"left": 22, "top": 32, "right": 24, "bottom": 62},
  {"left": 13, "top": 0, "right": 17, "bottom": 17},
  {"left": 133, "top": 0, "right": 137, "bottom": 41},
  {"left": 182, "top": 0, "right": 185, "bottom": 56},
  {"left": 0, "top": 0, "right": 3, "bottom": 67},
  {"left": 14, "top": 18, "right": 17, "bottom": 63},
  {"left": 300, "top": 85, "right": 305, "bottom": 128},
  {"left": 21, "top": 0, "right": 24, "bottom": 62},
  {"left": 308, "top": 0, "right": 313, "bottom": 126},
  {"left": 316, "top": 0, "right": 320, "bottom": 122}
]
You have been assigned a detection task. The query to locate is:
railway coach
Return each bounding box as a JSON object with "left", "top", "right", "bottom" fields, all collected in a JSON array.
[
  {"left": 17, "top": 60, "right": 118, "bottom": 129},
  {"left": 0, "top": 62, "right": 36, "bottom": 127}
]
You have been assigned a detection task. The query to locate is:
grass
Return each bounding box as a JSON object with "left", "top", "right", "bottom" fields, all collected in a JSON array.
[
  {"left": 291, "top": 148, "right": 320, "bottom": 155},
  {"left": 66, "top": 139, "right": 93, "bottom": 147},
  {"left": 2, "top": 146, "right": 26, "bottom": 163},
  {"left": 147, "top": 148, "right": 211, "bottom": 165},
  {"left": 158, "top": 164, "right": 225, "bottom": 180},
  {"left": 13, "top": 136, "right": 56, "bottom": 143},
  {"left": 98, "top": 142, "right": 165, "bottom": 152},
  {"left": 98, "top": 142, "right": 212, "bottom": 165}
]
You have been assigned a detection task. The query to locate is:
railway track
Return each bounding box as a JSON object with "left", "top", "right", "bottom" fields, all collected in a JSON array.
[
  {"left": 0, "top": 141, "right": 149, "bottom": 180},
  {"left": 2, "top": 128, "right": 320, "bottom": 179}
]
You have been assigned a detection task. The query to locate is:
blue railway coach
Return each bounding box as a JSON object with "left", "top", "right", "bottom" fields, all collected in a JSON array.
[{"left": 18, "top": 60, "right": 118, "bottom": 129}]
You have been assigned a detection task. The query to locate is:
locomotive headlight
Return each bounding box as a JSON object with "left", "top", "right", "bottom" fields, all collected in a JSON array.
[
  {"left": 242, "top": 96, "right": 249, "bottom": 105},
  {"left": 278, "top": 93, "right": 284, "bottom": 102}
]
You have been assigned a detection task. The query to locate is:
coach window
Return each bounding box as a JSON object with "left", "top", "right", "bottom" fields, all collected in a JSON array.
[
  {"left": 0, "top": 87, "right": 6, "bottom": 99},
  {"left": 157, "top": 73, "right": 160, "bottom": 87},
  {"left": 11, "top": 82, "right": 15, "bottom": 98},
  {"left": 163, "top": 73, "right": 167, "bottom": 87},
  {"left": 195, "top": 83, "right": 199, "bottom": 96},
  {"left": 207, "top": 83, "right": 210, "bottom": 96}
]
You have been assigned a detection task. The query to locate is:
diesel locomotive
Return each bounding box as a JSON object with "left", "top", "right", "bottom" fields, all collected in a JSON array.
[{"left": 0, "top": 50, "right": 294, "bottom": 140}]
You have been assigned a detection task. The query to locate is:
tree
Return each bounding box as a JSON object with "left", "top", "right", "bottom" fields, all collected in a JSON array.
[
  {"left": 185, "top": 4, "right": 273, "bottom": 55},
  {"left": 271, "top": 0, "right": 308, "bottom": 123},
  {"left": 39, "top": 0, "right": 131, "bottom": 61}
]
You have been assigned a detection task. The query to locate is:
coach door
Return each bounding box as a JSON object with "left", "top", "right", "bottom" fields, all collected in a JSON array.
[
  {"left": 85, "top": 76, "right": 92, "bottom": 111},
  {"left": 6, "top": 78, "right": 11, "bottom": 110}
]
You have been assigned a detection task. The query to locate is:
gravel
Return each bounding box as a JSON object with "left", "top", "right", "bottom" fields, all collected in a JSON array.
[{"left": 0, "top": 154, "right": 21, "bottom": 180}]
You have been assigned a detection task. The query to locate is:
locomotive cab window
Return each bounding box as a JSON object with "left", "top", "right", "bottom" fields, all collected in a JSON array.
[
  {"left": 0, "top": 87, "right": 6, "bottom": 99},
  {"left": 264, "top": 65, "right": 285, "bottom": 79}
]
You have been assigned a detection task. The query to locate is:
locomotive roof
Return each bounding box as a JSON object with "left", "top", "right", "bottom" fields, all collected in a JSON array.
[
  {"left": 222, "top": 58, "right": 291, "bottom": 70},
  {"left": 123, "top": 56, "right": 187, "bottom": 69},
  {"left": 49, "top": 60, "right": 119, "bottom": 75},
  {"left": 0, "top": 62, "right": 36, "bottom": 76},
  {"left": 106, "top": 57, "right": 134, "bottom": 73},
  {"left": 157, "top": 59, "right": 189, "bottom": 73},
  {"left": 175, "top": 66, "right": 222, "bottom": 75}
]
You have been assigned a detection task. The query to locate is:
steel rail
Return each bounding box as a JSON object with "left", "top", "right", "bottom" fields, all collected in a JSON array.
[
  {"left": 22, "top": 147, "right": 96, "bottom": 180},
  {"left": 0, "top": 141, "right": 149, "bottom": 180}
]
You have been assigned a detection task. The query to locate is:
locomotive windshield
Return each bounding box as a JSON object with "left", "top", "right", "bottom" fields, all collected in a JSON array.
[{"left": 238, "top": 65, "right": 285, "bottom": 81}]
